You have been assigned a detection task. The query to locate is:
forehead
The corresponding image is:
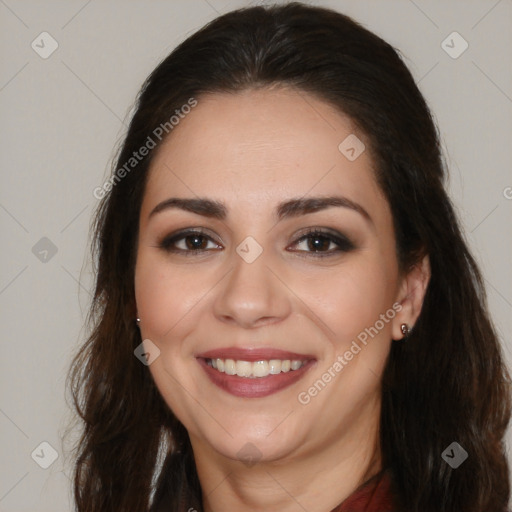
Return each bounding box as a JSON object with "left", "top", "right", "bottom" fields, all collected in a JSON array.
[{"left": 143, "top": 87, "right": 387, "bottom": 220}]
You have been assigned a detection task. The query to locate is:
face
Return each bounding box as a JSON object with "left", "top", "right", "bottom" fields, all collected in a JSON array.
[{"left": 134, "top": 87, "right": 406, "bottom": 466}]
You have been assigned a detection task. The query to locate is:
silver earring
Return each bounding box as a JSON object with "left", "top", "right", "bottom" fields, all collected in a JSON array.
[
  {"left": 400, "top": 323, "right": 410, "bottom": 338},
  {"left": 136, "top": 318, "right": 141, "bottom": 325}
]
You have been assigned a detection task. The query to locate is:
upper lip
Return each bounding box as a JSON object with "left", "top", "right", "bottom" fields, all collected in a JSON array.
[{"left": 196, "top": 347, "right": 316, "bottom": 362}]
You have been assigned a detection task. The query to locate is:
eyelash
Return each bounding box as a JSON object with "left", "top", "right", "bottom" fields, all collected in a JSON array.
[{"left": 157, "top": 227, "right": 355, "bottom": 258}]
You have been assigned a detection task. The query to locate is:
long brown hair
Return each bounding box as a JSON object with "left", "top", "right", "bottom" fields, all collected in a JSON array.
[{"left": 68, "top": 3, "right": 511, "bottom": 511}]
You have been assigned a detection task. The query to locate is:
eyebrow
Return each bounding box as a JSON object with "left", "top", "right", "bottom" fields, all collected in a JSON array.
[{"left": 148, "top": 195, "right": 374, "bottom": 227}]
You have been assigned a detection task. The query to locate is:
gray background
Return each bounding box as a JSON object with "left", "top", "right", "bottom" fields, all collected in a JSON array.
[{"left": 0, "top": 1, "right": 511, "bottom": 510}]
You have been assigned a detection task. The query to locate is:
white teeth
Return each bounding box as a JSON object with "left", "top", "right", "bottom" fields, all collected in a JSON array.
[
  {"left": 253, "top": 360, "right": 269, "bottom": 377},
  {"left": 236, "top": 360, "right": 252, "bottom": 377},
  {"left": 206, "top": 358, "right": 307, "bottom": 378},
  {"left": 269, "top": 359, "right": 281, "bottom": 374},
  {"left": 291, "top": 360, "right": 302, "bottom": 370},
  {"left": 224, "top": 359, "right": 236, "bottom": 375}
]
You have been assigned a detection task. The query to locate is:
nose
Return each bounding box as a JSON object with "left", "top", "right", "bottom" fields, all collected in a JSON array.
[{"left": 212, "top": 245, "right": 292, "bottom": 329}]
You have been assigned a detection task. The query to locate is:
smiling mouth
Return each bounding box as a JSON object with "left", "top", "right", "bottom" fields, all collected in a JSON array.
[
  {"left": 205, "top": 357, "right": 307, "bottom": 378},
  {"left": 197, "top": 355, "right": 316, "bottom": 398}
]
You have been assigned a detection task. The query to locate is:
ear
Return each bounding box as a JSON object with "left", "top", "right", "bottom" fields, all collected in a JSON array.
[{"left": 391, "top": 254, "right": 431, "bottom": 340}]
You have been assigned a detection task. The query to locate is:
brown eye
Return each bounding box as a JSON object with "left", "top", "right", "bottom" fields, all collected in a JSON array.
[
  {"left": 289, "top": 229, "right": 355, "bottom": 257},
  {"left": 182, "top": 234, "right": 209, "bottom": 250},
  {"left": 159, "top": 229, "right": 222, "bottom": 254},
  {"left": 303, "top": 234, "right": 332, "bottom": 252}
]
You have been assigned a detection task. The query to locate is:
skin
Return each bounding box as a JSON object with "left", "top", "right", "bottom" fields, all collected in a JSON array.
[{"left": 134, "top": 87, "right": 430, "bottom": 512}]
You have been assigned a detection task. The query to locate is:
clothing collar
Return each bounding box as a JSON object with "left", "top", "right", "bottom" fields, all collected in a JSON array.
[{"left": 330, "top": 468, "right": 394, "bottom": 512}]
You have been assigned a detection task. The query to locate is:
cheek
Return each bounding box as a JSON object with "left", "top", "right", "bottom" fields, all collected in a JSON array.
[
  {"left": 134, "top": 253, "right": 204, "bottom": 340},
  {"left": 134, "top": 254, "right": 206, "bottom": 419},
  {"left": 297, "top": 256, "right": 397, "bottom": 345},
  {"left": 296, "top": 259, "right": 397, "bottom": 416}
]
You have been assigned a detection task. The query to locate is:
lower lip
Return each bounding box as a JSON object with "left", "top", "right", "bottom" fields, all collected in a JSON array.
[{"left": 198, "top": 358, "right": 316, "bottom": 398}]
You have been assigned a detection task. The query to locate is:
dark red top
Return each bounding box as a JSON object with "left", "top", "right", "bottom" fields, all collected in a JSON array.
[{"left": 330, "top": 469, "right": 394, "bottom": 512}]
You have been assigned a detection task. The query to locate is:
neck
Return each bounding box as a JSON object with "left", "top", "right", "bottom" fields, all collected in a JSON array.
[{"left": 190, "top": 398, "right": 382, "bottom": 512}]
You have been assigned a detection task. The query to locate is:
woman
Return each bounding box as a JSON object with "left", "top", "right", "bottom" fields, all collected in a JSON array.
[{"left": 68, "top": 3, "right": 511, "bottom": 511}]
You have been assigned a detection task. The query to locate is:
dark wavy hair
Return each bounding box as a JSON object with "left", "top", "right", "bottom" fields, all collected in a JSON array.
[{"left": 67, "top": 2, "right": 511, "bottom": 511}]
